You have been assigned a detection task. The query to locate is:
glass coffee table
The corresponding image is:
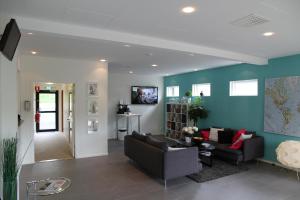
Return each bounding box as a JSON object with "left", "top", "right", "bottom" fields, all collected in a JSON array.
[
  {"left": 199, "top": 143, "right": 215, "bottom": 167},
  {"left": 26, "top": 177, "right": 71, "bottom": 199}
]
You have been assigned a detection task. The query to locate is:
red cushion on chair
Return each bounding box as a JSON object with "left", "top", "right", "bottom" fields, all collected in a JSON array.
[
  {"left": 201, "top": 130, "right": 210, "bottom": 141},
  {"left": 232, "top": 129, "right": 246, "bottom": 143},
  {"left": 229, "top": 138, "right": 243, "bottom": 150}
]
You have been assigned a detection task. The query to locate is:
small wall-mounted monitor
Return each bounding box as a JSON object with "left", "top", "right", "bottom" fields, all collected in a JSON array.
[
  {"left": 0, "top": 19, "right": 21, "bottom": 61},
  {"left": 131, "top": 86, "right": 158, "bottom": 105}
]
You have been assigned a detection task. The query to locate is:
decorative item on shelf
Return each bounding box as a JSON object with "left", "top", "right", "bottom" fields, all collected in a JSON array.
[
  {"left": 188, "top": 96, "right": 208, "bottom": 126},
  {"left": 117, "top": 103, "right": 130, "bottom": 114},
  {"left": 168, "top": 97, "right": 180, "bottom": 103},
  {"left": 182, "top": 126, "right": 198, "bottom": 143},
  {"left": 34, "top": 85, "right": 40, "bottom": 93},
  {"left": 192, "top": 136, "right": 203, "bottom": 144},
  {"left": 181, "top": 90, "right": 192, "bottom": 104},
  {"left": 200, "top": 91, "right": 204, "bottom": 97},
  {"left": 2, "top": 137, "right": 20, "bottom": 200}
]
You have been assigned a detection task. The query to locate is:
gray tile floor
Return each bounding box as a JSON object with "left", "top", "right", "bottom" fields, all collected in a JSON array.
[{"left": 20, "top": 139, "right": 300, "bottom": 200}]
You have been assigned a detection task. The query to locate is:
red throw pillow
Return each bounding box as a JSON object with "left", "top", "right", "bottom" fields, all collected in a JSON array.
[
  {"left": 232, "top": 129, "right": 246, "bottom": 143},
  {"left": 201, "top": 130, "right": 210, "bottom": 141},
  {"left": 229, "top": 138, "right": 243, "bottom": 150}
]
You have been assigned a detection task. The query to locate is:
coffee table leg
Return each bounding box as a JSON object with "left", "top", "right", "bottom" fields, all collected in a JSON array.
[{"left": 200, "top": 154, "right": 213, "bottom": 167}]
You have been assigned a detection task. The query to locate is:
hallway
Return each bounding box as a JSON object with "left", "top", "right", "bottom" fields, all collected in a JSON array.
[{"left": 34, "top": 132, "right": 73, "bottom": 162}]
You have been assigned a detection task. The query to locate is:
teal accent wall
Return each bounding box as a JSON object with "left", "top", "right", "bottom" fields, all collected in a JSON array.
[{"left": 164, "top": 54, "right": 300, "bottom": 162}]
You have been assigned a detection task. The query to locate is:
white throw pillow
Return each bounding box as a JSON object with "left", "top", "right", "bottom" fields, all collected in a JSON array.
[
  {"left": 241, "top": 134, "right": 252, "bottom": 140},
  {"left": 232, "top": 133, "right": 253, "bottom": 146},
  {"left": 209, "top": 127, "right": 224, "bottom": 142}
]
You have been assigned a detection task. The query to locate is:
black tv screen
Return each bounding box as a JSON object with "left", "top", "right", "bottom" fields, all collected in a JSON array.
[
  {"left": 0, "top": 19, "right": 21, "bottom": 61},
  {"left": 131, "top": 86, "right": 158, "bottom": 105}
]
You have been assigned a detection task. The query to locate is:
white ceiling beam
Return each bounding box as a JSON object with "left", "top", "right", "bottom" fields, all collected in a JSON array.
[{"left": 16, "top": 16, "right": 268, "bottom": 65}]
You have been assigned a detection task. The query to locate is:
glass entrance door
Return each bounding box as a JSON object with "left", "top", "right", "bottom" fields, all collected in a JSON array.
[{"left": 36, "top": 90, "right": 59, "bottom": 132}]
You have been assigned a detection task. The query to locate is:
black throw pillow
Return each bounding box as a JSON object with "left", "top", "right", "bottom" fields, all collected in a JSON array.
[
  {"left": 146, "top": 136, "right": 168, "bottom": 151},
  {"left": 132, "top": 131, "right": 147, "bottom": 142}
]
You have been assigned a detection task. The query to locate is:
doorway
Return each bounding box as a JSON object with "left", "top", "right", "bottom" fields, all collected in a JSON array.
[
  {"left": 34, "top": 82, "right": 75, "bottom": 162},
  {"left": 36, "top": 90, "right": 59, "bottom": 132}
]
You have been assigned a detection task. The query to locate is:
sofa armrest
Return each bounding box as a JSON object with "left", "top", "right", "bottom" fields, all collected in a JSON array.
[
  {"left": 164, "top": 147, "right": 200, "bottom": 180},
  {"left": 243, "top": 136, "right": 264, "bottom": 161}
]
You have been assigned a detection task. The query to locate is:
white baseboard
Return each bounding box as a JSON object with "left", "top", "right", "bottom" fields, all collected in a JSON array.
[
  {"left": 76, "top": 152, "right": 108, "bottom": 159},
  {"left": 257, "top": 158, "right": 299, "bottom": 172}
]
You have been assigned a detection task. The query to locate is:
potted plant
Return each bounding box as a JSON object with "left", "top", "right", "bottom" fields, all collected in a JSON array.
[
  {"left": 188, "top": 97, "right": 208, "bottom": 126},
  {"left": 2, "top": 137, "right": 19, "bottom": 200},
  {"left": 181, "top": 90, "right": 192, "bottom": 103}
]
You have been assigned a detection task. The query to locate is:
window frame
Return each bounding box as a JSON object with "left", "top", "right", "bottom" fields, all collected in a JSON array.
[
  {"left": 166, "top": 86, "right": 179, "bottom": 97},
  {"left": 192, "top": 83, "right": 211, "bottom": 97},
  {"left": 229, "top": 79, "right": 258, "bottom": 96}
]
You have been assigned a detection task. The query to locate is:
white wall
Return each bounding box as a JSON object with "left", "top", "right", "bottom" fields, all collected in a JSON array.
[
  {"left": 19, "top": 55, "right": 108, "bottom": 164},
  {"left": 0, "top": 16, "right": 20, "bottom": 199},
  {"left": 108, "top": 73, "right": 164, "bottom": 139},
  {"left": 0, "top": 51, "right": 19, "bottom": 200},
  {"left": 0, "top": 55, "right": 18, "bottom": 137}
]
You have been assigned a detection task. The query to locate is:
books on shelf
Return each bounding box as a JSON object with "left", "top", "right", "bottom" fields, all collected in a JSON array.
[{"left": 166, "top": 103, "right": 189, "bottom": 139}]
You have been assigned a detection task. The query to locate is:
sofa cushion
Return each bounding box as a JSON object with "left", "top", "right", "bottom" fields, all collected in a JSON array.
[
  {"left": 214, "top": 147, "right": 243, "bottom": 162},
  {"left": 146, "top": 136, "right": 168, "bottom": 151},
  {"left": 232, "top": 129, "right": 246, "bottom": 143},
  {"left": 209, "top": 127, "right": 224, "bottom": 142},
  {"left": 229, "top": 132, "right": 253, "bottom": 150},
  {"left": 201, "top": 130, "right": 210, "bottom": 141},
  {"left": 229, "top": 138, "right": 243, "bottom": 150},
  {"left": 218, "top": 129, "right": 234, "bottom": 144},
  {"left": 132, "top": 131, "right": 147, "bottom": 142},
  {"left": 214, "top": 143, "right": 243, "bottom": 155}
]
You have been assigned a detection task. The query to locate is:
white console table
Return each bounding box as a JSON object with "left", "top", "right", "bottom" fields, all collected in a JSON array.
[{"left": 116, "top": 113, "right": 141, "bottom": 140}]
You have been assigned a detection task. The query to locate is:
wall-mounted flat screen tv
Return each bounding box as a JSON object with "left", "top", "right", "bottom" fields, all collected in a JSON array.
[
  {"left": 0, "top": 19, "right": 21, "bottom": 61},
  {"left": 131, "top": 86, "right": 158, "bottom": 105}
]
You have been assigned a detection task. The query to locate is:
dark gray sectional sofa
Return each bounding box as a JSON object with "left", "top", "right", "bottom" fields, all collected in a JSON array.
[{"left": 124, "top": 133, "right": 201, "bottom": 187}]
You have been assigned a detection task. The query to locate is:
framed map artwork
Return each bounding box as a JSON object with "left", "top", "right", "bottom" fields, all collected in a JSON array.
[{"left": 264, "top": 76, "right": 300, "bottom": 136}]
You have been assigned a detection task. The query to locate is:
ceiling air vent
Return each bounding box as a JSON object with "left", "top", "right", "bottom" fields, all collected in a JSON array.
[{"left": 230, "top": 14, "right": 269, "bottom": 27}]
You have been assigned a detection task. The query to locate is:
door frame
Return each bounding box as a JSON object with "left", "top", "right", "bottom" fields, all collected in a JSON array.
[{"left": 36, "top": 90, "right": 59, "bottom": 132}]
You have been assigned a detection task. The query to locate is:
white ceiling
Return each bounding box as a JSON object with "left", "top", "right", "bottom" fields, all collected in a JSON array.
[
  {"left": 1, "top": 0, "right": 300, "bottom": 75},
  {"left": 19, "top": 32, "right": 239, "bottom": 75}
]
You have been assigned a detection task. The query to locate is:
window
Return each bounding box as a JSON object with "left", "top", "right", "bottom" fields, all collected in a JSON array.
[
  {"left": 166, "top": 86, "right": 179, "bottom": 97},
  {"left": 229, "top": 79, "right": 258, "bottom": 96},
  {"left": 192, "top": 83, "right": 211, "bottom": 96}
]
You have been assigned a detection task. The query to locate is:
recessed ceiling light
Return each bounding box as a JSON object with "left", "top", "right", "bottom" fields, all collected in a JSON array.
[
  {"left": 152, "top": 64, "right": 158, "bottom": 67},
  {"left": 181, "top": 6, "right": 196, "bottom": 14},
  {"left": 46, "top": 82, "right": 54, "bottom": 85},
  {"left": 123, "top": 44, "right": 131, "bottom": 47},
  {"left": 129, "top": 71, "right": 133, "bottom": 74},
  {"left": 27, "top": 32, "right": 33, "bottom": 35},
  {"left": 100, "top": 59, "right": 107, "bottom": 62},
  {"left": 263, "top": 32, "right": 275, "bottom": 37},
  {"left": 31, "top": 51, "right": 37, "bottom": 55},
  {"left": 165, "top": 74, "right": 169, "bottom": 76},
  {"left": 189, "top": 53, "right": 195, "bottom": 56},
  {"left": 193, "top": 69, "right": 198, "bottom": 71},
  {"left": 145, "top": 53, "right": 153, "bottom": 56}
]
